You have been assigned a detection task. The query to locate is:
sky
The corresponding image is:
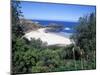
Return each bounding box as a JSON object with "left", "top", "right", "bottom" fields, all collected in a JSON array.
[{"left": 20, "top": 1, "right": 96, "bottom": 22}]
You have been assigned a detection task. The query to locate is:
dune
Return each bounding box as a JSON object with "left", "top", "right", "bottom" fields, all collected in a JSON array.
[{"left": 24, "top": 28, "right": 72, "bottom": 46}]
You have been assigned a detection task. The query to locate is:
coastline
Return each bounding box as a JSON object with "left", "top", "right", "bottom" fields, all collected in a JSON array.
[{"left": 24, "top": 28, "right": 72, "bottom": 46}]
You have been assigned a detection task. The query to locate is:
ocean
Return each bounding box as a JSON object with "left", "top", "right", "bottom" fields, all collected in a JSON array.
[{"left": 31, "top": 19, "right": 78, "bottom": 33}]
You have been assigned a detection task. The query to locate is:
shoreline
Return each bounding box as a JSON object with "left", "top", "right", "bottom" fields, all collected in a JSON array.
[{"left": 24, "top": 28, "right": 72, "bottom": 46}]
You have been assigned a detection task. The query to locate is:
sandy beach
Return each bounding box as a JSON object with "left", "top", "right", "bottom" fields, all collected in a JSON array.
[{"left": 24, "top": 28, "right": 72, "bottom": 46}]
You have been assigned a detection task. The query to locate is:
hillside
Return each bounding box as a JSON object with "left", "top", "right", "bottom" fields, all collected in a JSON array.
[{"left": 20, "top": 19, "right": 43, "bottom": 33}]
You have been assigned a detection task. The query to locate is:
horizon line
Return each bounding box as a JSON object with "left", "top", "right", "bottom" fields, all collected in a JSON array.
[{"left": 20, "top": 18, "right": 78, "bottom": 22}]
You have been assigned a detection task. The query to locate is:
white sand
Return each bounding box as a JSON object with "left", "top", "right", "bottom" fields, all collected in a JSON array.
[{"left": 24, "top": 28, "right": 72, "bottom": 46}]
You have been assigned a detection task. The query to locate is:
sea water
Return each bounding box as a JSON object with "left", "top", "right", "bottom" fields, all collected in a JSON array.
[{"left": 31, "top": 19, "right": 78, "bottom": 33}]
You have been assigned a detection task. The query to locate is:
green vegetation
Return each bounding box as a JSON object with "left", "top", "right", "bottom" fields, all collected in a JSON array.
[
  {"left": 71, "top": 12, "right": 96, "bottom": 70},
  {"left": 11, "top": 1, "right": 96, "bottom": 74}
]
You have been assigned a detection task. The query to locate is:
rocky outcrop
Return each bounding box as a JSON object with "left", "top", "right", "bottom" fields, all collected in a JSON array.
[{"left": 20, "top": 19, "right": 42, "bottom": 33}]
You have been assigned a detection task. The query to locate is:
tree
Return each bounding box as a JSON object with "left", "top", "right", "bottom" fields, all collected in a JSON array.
[
  {"left": 72, "top": 13, "right": 96, "bottom": 52},
  {"left": 71, "top": 13, "right": 96, "bottom": 69},
  {"left": 11, "top": 0, "right": 25, "bottom": 74},
  {"left": 12, "top": 0, "right": 24, "bottom": 39}
]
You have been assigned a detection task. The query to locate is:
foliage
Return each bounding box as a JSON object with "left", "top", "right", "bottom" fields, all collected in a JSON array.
[
  {"left": 12, "top": 1, "right": 96, "bottom": 74},
  {"left": 11, "top": 0, "right": 25, "bottom": 74},
  {"left": 12, "top": 38, "right": 96, "bottom": 74},
  {"left": 71, "top": 13, "right": 96, "bottom": 52},
  {"left": 71, "top": 12, "right": 96, "bottom": 69}
]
